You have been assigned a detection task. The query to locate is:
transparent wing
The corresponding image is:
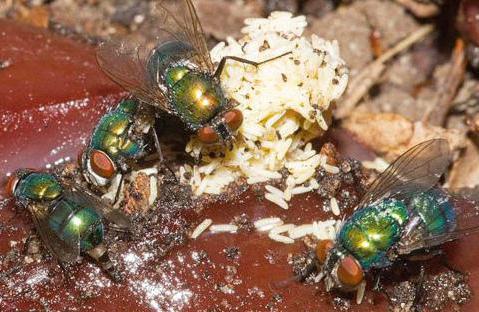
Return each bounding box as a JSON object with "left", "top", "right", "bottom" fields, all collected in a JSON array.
[
  {"left": 62, "top": 182, "right": 131, "bottom": 231},
  {"left": 154, "top": 0, "right": 214, "bottom": 72},
  {"left": 96, "top": 40, "right": 173, "bottom": 113},
  {"left": 29, "top": 204, "right": 80, "bottom": 263},
  {"left": 97, "top": 0, "right": 214, "bottom": 111},
  {"left": 397, "top": 189, "right": 479, "bottom": 254},
  {"left": 358, "top": 139, "right": 451, "bottom": 208}
]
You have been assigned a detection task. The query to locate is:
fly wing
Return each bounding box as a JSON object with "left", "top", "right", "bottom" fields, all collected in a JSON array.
[
  {"left": 96, "top": 40, "right": 173, "bottom": 113},
  {"left": 357, "top": 139, "right": 451, "bottom": 209},
  {"left": 29, "top": 204, "right": 80, "bottom": 264},
  {"left": 397, "top": 189, "right": 479, "bottom": 255},
  {"left": 153, "top": 0, "right": 215, "bottom": 72},
  {"left": 62, "top": 182, "right": 131, "bottom": 231},
  {"left": 97, "top": 0, "right": 214, "bottom": 111}
]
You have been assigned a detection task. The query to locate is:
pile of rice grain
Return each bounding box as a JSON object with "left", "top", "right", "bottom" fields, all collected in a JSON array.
[{"left": 180, "top": 12, "right": 349, "bottom": 208}]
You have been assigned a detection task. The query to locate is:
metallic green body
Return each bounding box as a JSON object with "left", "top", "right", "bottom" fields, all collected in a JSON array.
[
  {"left": 339, "top": 199, "right": 409, "bottom": 270},
  {"left": 14, "top": 172, "right": 63, "bottom": 201},
  {"left": 410, "top": 189, "right": 456, "bottom": 235},
  {"left": 90, "top": 99, "right": 142, "bottom": 160},
  {"left": 165, "top": 66, "right": 190, "bottom": 88},
  {"left": 48, "top": 199, "right": 104, "bottom": 251},
  {"left": 338, "top": 190, "right": 456, "bottom": 271},
  {"left": 148, "top": 41, "right": 195, "bottom": 79},
  {"left": 14, "top": 172, "right": 105, "bottom": 252},
  {"left": 147, "top": 40, "right": 227, "bottom": 129},
  {"left": 169, "top": 70, "right": 225, "bottom": 127}
]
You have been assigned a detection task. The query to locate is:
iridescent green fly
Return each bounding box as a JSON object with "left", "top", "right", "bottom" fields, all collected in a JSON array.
[
  {"left": 78, "top": 97, "right": 160, "bottom": 194},
  {"left": 95, "top": 0, "right": 289, "bottom": 146},
  {"left": 6, "top": 169, "right": 131, "bottom": 281},
  {"left": 315, "top": 139, "right": 479, "bottom": 295}
]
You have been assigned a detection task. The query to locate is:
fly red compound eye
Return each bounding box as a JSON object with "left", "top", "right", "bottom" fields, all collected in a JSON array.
[
  {"left": 89, "top": 150, "right": 116, "bottom": 179},
  {"left": 198, "top": 126, "right": 219, "bottom": 144},
  {"left": 223, "top": 109, "right": 243, "bottom": 131},
  {"left": 337, "top": 256, "right": 364, "bottom": 288},
  {"left": 5, "top": 174, "right": 19, "bottom": 197},
  {"left": 316, "top": 239, "right": 334, "bottom": 264}
]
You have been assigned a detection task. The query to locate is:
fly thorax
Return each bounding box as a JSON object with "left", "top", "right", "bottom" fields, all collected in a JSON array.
[
  {"left": 169, "top": 71, "right": 226, "bottom": 128},
  {"left": 14, "top": 172, "right": 63, "bottom": 203},
  {"left": 165, "top": 66, "right": 191, "bottom": 88}
]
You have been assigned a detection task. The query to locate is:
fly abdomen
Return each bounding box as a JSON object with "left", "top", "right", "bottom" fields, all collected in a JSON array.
[
  {"left": 87, "top": 243, "right": 122, "bottom": 282},
  {"left": 338, "top": 199, "right": 410, "bottom": 270},
  {"left": 49, "top": 199, "right": 105, "bottom": 252},
  {"left": 410, "top": 189, "right": 456, "bottom": 235}
]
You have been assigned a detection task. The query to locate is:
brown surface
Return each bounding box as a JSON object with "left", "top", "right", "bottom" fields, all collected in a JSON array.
[{"left": 0, "top": 20, "right": 124, "bottom": 184}]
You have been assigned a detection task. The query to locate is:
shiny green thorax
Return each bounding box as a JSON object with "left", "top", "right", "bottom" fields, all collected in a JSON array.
[
  {"left": 14, "top": 172, "right": 63, "bottom": 202},
  {"left": 168, "top": 69, "right": 226, "bottom": 128},
  {"left": 90, "top": 99, "right": 143, "bottom": 161},
  {"left": 338, "top": 190, "right": 457, "bottom": 271},
  {"left": 14, "top": 172, "right": 104, "bottom": 252},
  {"left": 148, "top": 40, "right": 227, "bottom": 129},
  {"left": 339, "top": 199, "right": 409, "bottom": 270}
]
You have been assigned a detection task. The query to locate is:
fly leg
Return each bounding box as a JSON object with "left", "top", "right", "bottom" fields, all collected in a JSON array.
[
  {"left": 151, "top": 127, "right": 177, "bottom": 183},
  {"left": 214, "top": 52, "right": 293, "bottom": 78},
  {"left": 412, "top": 265, "right": 426, "bottom": 312},
  {"left": 58, "top": 261, "right": 75, "bottom": 286},
  {"left": 111, "top": 173, "right": 124, "bottom": 207},
  {"left": 371, "top": 270, "right": 392, "bottom": 304}
]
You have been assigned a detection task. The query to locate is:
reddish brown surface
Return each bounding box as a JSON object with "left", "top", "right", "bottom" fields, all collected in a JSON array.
[
  {"left": 1, "top": 21, "right": 479, "bottom": 312},
  {"left": 0, "top": 20, "right": 124, "bottom": 188}
]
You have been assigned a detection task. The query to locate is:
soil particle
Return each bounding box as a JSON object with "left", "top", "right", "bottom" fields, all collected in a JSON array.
[
  {"left": 332, "top": 296, "right": 352, "bottom": 311},
  {"left": 224, "top": 247, "right": 241, "bottom": 260},
  {"left": 123, "top": 172, "right": 151, "bottom": 214},
  {"left": 0, "top": 59, "right": 12, "bottom": 69},
  {"left": 421, "top": 271, "right": 472, "bottom": 310},
  {"left": 232, "top": 213, "right": 255, "bottom": 232},
  {"left": 288, "top": 251, "right": 317, "bottom": 283},
  {"left": 266, "top": 292, "right": 284, "bottom": 311},
  {"left": 265, "top": 0, "right": 299, "bottom": 14},
  {"left": 388, "top": 271, "right": 472, "bottom": 311}
]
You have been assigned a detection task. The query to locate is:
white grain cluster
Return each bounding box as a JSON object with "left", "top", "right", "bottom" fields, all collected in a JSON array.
[{"left": 180, "top": 12, "right": 348, "bottom": 208}]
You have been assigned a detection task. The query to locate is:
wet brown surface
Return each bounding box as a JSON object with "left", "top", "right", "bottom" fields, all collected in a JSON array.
[
  {"left": 2, "top": 184, "right": 478, "bottom": 311},
  {"left": 0, "top": 20, "right": 124, "bottom": 181},
  {"left": 1, "top": 20, "right": 479, "bottom": 312}
]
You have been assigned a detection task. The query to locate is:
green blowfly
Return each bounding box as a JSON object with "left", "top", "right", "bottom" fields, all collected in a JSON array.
[
  {"left": 314, "top": 139, "right": 479, "bottom": 297},
  {"left": 95, "top": 0, "right": 289, "bottom": 146},
  {"left": 6, "top": 169, "right": 131, "bottom": 281},
  {"left": 78, "top": 97, "right": 161, "bottom": 197}
]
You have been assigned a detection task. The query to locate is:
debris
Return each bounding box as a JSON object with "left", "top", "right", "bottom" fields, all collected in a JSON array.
[
  {"left": 423, "top": 39, "right": 467, "bottom": 126},
  {"left": 395, "top": 0, "right": 441, "bottom": 18},
  {"left": 336, "top": 25, "right": 434, "bottom": 119}
]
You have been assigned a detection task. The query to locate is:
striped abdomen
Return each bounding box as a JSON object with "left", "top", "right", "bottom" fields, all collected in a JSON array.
[{"left": 48, "top": 198, "right": 104, "bottom": 252}]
